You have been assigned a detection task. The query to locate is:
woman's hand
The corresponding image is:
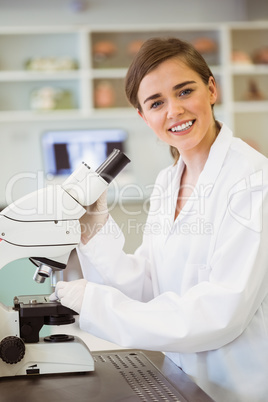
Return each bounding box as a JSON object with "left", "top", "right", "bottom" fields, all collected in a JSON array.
[
  {"left": 49, "top": 279, "right": 88, "bottom": 314},
  {"left": 79, "top": 190, "right": 109, "bottom": 244}
]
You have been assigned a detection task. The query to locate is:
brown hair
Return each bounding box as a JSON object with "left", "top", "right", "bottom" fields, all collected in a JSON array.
[{"left": 125, "top": 37, "right": 216, "bottom": 163}]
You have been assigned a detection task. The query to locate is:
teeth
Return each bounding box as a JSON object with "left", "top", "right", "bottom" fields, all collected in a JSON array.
[{"left": 171, "top": 120, "right": 193, "bottom": 132}]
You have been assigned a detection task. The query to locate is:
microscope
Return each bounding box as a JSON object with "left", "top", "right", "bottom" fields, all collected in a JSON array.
[{"left": 0, "top": 149, "right": 130, "bottom": 377}]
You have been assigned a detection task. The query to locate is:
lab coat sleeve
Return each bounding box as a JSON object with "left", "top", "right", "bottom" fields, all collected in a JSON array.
[
  {"left": 79, "top": 183, "right": 268, "bottom": 353},
  {"left": 76, "top": 214, "right": 155, "bottom": 302},
  {"left": 76, "top": 167, "right": 169, "bottom": 302}
]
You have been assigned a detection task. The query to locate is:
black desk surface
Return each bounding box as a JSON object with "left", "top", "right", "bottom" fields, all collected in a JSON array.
[{"left": 0, "top": 349, "right": 214, "bottom": 402}]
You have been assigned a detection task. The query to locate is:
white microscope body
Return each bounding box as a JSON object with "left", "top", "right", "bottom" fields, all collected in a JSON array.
[{"left": 0, "top": 149, "right": 130, "bottom": 377}]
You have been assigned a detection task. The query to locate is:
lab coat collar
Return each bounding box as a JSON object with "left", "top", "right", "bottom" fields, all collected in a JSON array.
[
  {"left": 161, "top": 123, "right": 233, "bottom": 225},
  {"left": 177, "top": 122, "right": 233, "bottom": 198},
  {"left": 199, "top": 122, "right": 233, "bottom": 197}
]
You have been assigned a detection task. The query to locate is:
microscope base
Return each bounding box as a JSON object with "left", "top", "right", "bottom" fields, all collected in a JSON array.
[{"left": 0, "top": 335, "right": 94, "bottom": 377}]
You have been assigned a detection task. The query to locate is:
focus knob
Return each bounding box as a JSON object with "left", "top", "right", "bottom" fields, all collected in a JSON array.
[{"left": 0, "top": 336, "right": 25, "bottom": 364}]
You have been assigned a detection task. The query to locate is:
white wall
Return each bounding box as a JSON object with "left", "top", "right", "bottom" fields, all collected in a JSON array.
[
  {"left": 246, "top": 0, "right": 268, "bottom": 21},
  {"left": 0, "top": 0, "right": 248, "bottom": 26}
]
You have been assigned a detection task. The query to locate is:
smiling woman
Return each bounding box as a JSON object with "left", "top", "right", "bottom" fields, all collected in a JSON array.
[
  {"left": 136, "top": 59, "right": 217, "bottom": 162},
  {"left": 125, "top": 37, "right": 219, "bottom": 164},
  {"left": 52, "top": 37, "right": 268, "bottom": 402}
]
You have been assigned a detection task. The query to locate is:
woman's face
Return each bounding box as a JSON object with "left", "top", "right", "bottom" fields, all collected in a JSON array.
[{"left": 137, "top": 57, "right": 217, "bottom": 157}]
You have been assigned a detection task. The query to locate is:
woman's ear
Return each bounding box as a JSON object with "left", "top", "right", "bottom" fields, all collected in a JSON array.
[
  {"left": 137, "top": 108, "right": 149, "bottom": 126},
  {"left": 208, "top": 76, "right": 217, "bottom": 105}
]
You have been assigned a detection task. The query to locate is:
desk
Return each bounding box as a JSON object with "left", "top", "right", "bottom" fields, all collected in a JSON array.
[{"left": 0, "top": 349, "right": 214, "bottom": 401}]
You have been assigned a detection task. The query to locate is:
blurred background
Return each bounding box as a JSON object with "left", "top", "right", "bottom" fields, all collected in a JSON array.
[{"left": 0, "top": 0, "right": 267, "bottom": 314}]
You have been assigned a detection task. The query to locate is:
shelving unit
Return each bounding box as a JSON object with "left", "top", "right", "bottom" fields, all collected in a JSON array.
[
  {"left": 0, "top": 22, "right": 267, "bottom": 153},
  {"left": 227, "top": 22, "right": 268, "bottom": 154}
]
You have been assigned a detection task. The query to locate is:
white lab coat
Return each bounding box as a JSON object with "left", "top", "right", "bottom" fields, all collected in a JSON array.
[{"left": 77, "top": 123, "right": 268, "bottom": 402}]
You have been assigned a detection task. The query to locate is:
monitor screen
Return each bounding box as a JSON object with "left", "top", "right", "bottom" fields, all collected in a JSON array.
[{"left": 42, "top": 128, "right": 128, "bottom": 176}]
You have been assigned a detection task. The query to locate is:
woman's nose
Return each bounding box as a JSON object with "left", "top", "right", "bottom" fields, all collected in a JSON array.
[{"left": 167, "top": 99, "right": 184, "bottom": 119}]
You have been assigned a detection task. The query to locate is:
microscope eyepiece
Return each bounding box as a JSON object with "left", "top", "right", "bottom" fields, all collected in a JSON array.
[
  {"left": 62, "top": 148, "right": 130, "bottom": 206},
  {"left": 96, "top": 149, "right": 130, "bottom": 184}
]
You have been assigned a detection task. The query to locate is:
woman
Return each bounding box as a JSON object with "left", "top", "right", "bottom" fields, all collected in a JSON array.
[{"left": 52, "top": 38, "right": 268, "bottom": 402}]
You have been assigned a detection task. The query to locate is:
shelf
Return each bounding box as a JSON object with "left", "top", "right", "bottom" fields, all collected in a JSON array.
[
  {"left": 92, "top": 68, "right": 128, "bottom": 79},
  {"left": 91, "top": 28, "right": 222, "bottom": 70},
  {"left": 0, "top": 22, "right": 267, "bottom": 125},
  {"left": 232, "top": 101, "right": 268, "bottom": 113},
  {"left": 0, "top": 70, "right": 81, "bottom": 82},
  {"left": 0, "top": 109, "right": 85, "bottom": 122},
  {"left": 230, "top": 65, "right": 268, "bottom": 75},
  {"left": 0, "top": 22, "right": 268, "bottom": 207},
  {"left": 0, "top": 107, "right": 138, "bottom": 122},
  {"left": 232, "top": 74, "right": 268, "bottom": 103}
]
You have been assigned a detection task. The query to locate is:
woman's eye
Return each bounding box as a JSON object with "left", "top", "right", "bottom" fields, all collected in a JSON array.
[
  {"left": 180, "top": 88, "right": 192, "bottom": 97},
  {"left": 151, "top": 100, "right": 163, "bottom": 109}
]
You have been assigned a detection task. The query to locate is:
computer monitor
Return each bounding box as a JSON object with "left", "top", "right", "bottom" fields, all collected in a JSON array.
[{"left": 42, "top": 128, "right": 128, "bottom": 176}]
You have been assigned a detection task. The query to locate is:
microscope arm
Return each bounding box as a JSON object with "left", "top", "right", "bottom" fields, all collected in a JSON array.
[
  {"left": 0, "top": 149, "right": 130, "bottom": 279},
  {"left": 0, "top": 185, "right": 84, "bottom": 272}
]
